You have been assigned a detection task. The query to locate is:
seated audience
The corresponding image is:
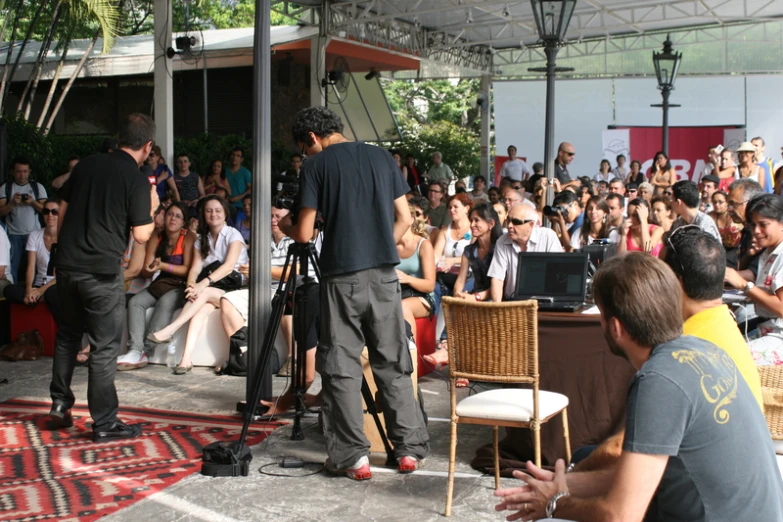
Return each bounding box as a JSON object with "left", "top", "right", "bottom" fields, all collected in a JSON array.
[
  {"left": 147, "top": 195, "right": 248, "bottom": 373},
  {"left": 605, "top": 193, "right": 625, "bottom": 229},
  {"left": 548, "top": 190, "right": 585, "bottom": 251},
  {"left": 50, "top": 156, "right": 80, "bottom": 190},
  {"left": 608, "top": 178, "right": 626, "bottom": 197},
  {"left": 427, "top": 180, "right": 451, "bottom": 228},
  {"left": 709, "top": 190, "right": 743, "bottom": 267},
  {"left": 728, "top": 179, "right": 764, "bottom": 274},
  {"left": 569, "top": 197, "right": 619, "bottom": 250},
  {"left": 618, "top": 198, "right": 663, "bottom": 257},
  {"left": 611, "top": 154, "right": 627, "bottom": 179},
  {"left": 145, "top": 145, "right": 179, "bottom": 202},
  {"left": 577, "top": 184, "right": 594, "bottom": 208},
  {"left": 433, "top": 193, "right": 474, "bottom": 295},
  {"left": 469, "top": 175, "right": 489, "bottom": 202},
  {"left": 495, "top": 252, "right": 782, "bottom": 522},
  {"left": 594, "top": 159, "right": 612, "bottom": 182},
  {"left": 700, "top": 174, "right": 719, "bottom": 213},
  {"left": 650, "top": 195, "right": 674, "bottom": 232},
  {"left": 3, "top": 198, "right": 60, "bottom": 322},
  {"left": 670, "top": 180, "right": 721, "bottom": 240},
  {"left": 725, "top": 194, "right": 783, "bottom": 365},
  {"left": 637, "top": 181, "right": 653, "bottom": 203},
  {"left": 117, "top": 202, "right": 196, "bottom": 370},
  {"left": 0, "top": 223, "right": 10, "bottom": 292},
  {"left": 488, "top": 203, "right": 563, "bottom": 302},
  {"left": 493, "top": 200, "right": 509, "bottom": 231},
  {"left": 396, "top": 206, "right": 436, "bottom": 340},
  {"left": 487, "top": 186, "right": 501, "bottom": 204},
  {"left": 173, "top": 153, "right": 205, "bottom": 210},
  {"left": 596, "top": 180, "right": 609, "bottom": 196},
  {"left": 235, "top": 194, "right": 251, "bottom": 244},
  {"left": 409, "top": 195, "right": 439, "bottom": 244},
  {"left": 624, "top": 159, "right": 645, "bottom": 186},
  {"left": 203, "top": 159, "right": 232, "bottom": 196}
]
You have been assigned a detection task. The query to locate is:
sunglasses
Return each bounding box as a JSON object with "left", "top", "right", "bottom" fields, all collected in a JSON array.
[
  {"left": 414, "top": 211, "right": 423, "bottom": 217},
  {"left": 564, "top": 152, "right": 575, "bottom": 157},
  {"left": 628, "top": 189, "right": 638, "bottom": 193},
  {"left": 42, "top": 208, "right": 59, "bottom": 216},
  {"left": 663, "top": 191, "right": 673, "bottom": 196},
  {"left": 508, "top": 218, "right": 535, "bottom": 226}
]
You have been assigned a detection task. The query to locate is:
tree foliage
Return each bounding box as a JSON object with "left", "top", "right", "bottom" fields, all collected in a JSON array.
[{"left": 383, "top": 78, "right": 483, "bottom": 180}]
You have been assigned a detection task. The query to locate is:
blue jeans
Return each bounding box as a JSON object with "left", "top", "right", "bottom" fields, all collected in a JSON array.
[{"left": 8, "top": 233, "right": 28, "bottom": 283}]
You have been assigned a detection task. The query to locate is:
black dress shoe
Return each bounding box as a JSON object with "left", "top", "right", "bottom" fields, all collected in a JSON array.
[
  {"left": 47, "top": 402, "right": 73, "bottom": 430},
  {"left": 92, "top": 421, "right": 142, "bottom": 443}
]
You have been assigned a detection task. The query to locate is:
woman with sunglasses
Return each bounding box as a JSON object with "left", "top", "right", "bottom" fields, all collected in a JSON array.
[
  {"left": 570, "top": 197, "right": 618, "bottom": 250},
  {"left": 709, "top": 190, "right": 743, "bottom": 267},
  {"left": 409, "top": 195, "right": 439, "bottom": 245},
  {"left": 118, "top": 202, "right": 196, "bottom": 370},
  {"left": 3, "top": 198, "right": 63, "bottom": 324},
  {"left": 146, "top": 145, "right": 180, "bottom": 202},
  {"left": 650, "top": 195, "right": 675, "bottom": 233},
  {"left": 433, "top": 193, "right": 474, "bottom": 295},
  {"left": 725, "top": 194, "right": 783, "bottom": 365},
  {"left": 396, "top": 205, "right": 436, "bottom": 341},
  {"left": 618, "top": 198, "right": 664, "bottom": 257},
  {"left": 625, "top": 159, "right": 645, "bottom": 186},
  {"left": 649, "top": 151, "right": 677, "bottom": 196}
]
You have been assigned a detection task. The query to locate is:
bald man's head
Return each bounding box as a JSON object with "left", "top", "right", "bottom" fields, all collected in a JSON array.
[{"left": 558, "top": 142, "right": 575, "bottom": 166}]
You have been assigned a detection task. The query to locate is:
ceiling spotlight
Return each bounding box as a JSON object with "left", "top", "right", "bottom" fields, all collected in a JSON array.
[
  {"left": 503, "top": 4, "right": 510, "bottom": 17},
  {"left": 467, "top": 9, "right": 473, "bottom": 23},
  {"left": 365, "top": 69, "right": 380, "bottom": 80}
]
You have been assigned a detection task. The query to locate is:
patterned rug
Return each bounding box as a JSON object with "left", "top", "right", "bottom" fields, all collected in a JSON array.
[{"left": 0, "top": 399, "right": 281, "bottom": 522}]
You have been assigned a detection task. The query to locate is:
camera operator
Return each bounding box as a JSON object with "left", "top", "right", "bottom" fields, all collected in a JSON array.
[
  {"left": 545, "top": 190, "right": 584, "bottom": 251},
  {"left": 279, "top": 106, "right": 429, "bottom": 481}
]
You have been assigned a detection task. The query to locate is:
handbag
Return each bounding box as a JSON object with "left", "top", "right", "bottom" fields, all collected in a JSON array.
[
  {"left": 0, "top": 330, "right": 44, "bottom": 361},
  {"left": 148, "top": 274, "right": 184, "bottom": 299},
  {"left": 197, "top": 260, "right": 243, "bottom": 292}
]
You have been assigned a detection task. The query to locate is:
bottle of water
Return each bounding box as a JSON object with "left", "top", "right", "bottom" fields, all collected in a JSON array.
[{"left": 167, "top": 343, "right": 177, "bottom": 368}]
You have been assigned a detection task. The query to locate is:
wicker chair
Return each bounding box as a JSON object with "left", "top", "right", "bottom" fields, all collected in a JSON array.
[
  {"left": 758, "top": 365, "right": 783, "bottom": 453},
  {"left": 441, "top": 297, "right": 571, "bottom": 517}
]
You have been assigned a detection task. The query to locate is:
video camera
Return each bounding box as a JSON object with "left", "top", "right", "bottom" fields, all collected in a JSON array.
[
  {"left": 273, "top": 174, "right": 300, "bottom": 216},
  {"left": 543, "top": 204, "right": 569, "bottom": 218}
]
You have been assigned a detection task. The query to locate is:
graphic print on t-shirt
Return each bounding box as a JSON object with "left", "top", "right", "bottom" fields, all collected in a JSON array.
[{"left": 670, "top": 349, "right": 738, "bottom": 424}]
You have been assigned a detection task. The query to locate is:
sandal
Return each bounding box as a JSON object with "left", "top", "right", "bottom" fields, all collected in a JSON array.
[
  {"left": 455, "top": 378, "right": 469, "bottom": 388},
  {"left": 173, "top": 364, "right": 193, "bottom": 375},
  {"left": 146, "top": 332, "right": 172, "bottom": 345}
]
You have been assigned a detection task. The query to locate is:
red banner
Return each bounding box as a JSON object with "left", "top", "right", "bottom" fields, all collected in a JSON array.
[{"left": 620, "top": 126, "right": 743, "bottom": 182}]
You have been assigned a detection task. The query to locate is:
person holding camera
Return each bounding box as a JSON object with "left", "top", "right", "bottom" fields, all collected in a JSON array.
[
  {"left": 280, "top": 106, "right": 429, "bottom": 481},
  {"left": 546, "top": 190, "right": 585, "bottom": 252},
  {"left": 0, "top": 156, "right": 48, "bottom": 283}
]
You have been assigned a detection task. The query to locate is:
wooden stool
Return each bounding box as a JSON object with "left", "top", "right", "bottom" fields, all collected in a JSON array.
[
  {"left": 10, "top": 302, "right": 58, "bottom": 356},
  {"left": 361, "top": 345, "right": 419, "bottom": 454}
]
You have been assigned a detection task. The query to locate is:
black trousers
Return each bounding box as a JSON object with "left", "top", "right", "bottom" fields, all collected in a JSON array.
[
  {"left": 49, "top": 270, "right": 125, "bottom": 430},
  {"left": 3, "top": 283, "right": 63, "bottom": 325}
]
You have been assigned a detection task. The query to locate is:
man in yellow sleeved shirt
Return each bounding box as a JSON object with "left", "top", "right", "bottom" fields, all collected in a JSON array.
[{"left": 539, "top": 227, "right": 763, "bottom": 482}]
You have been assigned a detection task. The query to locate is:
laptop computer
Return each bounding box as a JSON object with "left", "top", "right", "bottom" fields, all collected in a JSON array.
[{"left": 513, "top": 252, "right": 589, "bottom": 312}]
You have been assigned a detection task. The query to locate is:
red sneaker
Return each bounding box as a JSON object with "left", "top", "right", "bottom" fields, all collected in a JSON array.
[
  {"left": 398, "top": 455, "right": 424, "bottom": 474},
  {"left": 325, "top": 455, "right": 372, "bottom": 481}
]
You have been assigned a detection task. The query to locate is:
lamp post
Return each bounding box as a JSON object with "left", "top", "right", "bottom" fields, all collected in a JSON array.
[
  {"left": 651, "top": 34, "right": 682, "bottom": 156},
  {"left": 528, "top": 0, "right": 576, "bottom": 207}
]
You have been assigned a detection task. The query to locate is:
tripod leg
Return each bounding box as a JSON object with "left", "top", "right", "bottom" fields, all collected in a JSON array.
[{"left": 360, "top": 377, "right": 396, "bottom": 467}]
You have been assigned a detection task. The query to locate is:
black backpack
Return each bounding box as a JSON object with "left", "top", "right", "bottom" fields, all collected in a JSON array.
[{"left": 216, "top": 326, "right": 249, "bottom": 376}]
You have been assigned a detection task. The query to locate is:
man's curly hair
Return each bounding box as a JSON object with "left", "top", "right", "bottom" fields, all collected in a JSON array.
[{"left": 292, "top": 107, "right": 345, "bottom": 146}]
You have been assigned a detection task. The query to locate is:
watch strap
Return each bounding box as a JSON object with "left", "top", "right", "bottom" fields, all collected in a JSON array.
[{"left": 546, "top": 491, "right": 570, "bottom": 518}]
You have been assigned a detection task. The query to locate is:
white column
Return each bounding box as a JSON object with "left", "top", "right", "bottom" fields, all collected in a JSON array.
[
  {"left": 479, "top": 73, "right": 492, "bottom": 182},
  {"left": 154, "top": 0, "right": 173, "bottom": 166},
  {"left": 310, "top": 35, "right": 326, "bottom": 107}
]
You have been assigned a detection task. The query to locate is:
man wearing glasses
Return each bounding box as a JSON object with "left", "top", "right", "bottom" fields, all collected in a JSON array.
[
  {"left": 554, "top": 142, "right": 580, "bottom": 190},
  {"left": 728, "top": 179, "right": 764, "bottom": 274},
  {"left": 224, "top": 147, "right": 252, "bottom": 209},
  {"left": 487, "top": 203, "right": 563, "bottom": 302},
  {"left": 427, "top": 181, "right": 451, "bottom": 228}
]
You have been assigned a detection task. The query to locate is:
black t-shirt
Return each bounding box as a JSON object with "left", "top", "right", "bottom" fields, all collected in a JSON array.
[
  {"left": 555, "top": 162, "right": 572, "bottom": 184},
  {"left": 57, "top": 150, "right": 152, "bottom": 274},
  {"left": 300, "top": 141, "right": 408, "bottom": 277}
]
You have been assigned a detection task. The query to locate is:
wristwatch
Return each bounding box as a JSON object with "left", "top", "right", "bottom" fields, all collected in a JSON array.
[
  {"left": 207, "top": 276, "right": 214, "bottom": 285},
  {"left": 743, "top": 281, "right": 756, "bottom": 295},
  {"left": 546, "top": 491, "right": 570, "bottom": 518}
]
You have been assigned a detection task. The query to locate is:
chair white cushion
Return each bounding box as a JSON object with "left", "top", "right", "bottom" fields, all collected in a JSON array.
[{"left": 456, "top": 388, "right": 569, "bottom": 423}]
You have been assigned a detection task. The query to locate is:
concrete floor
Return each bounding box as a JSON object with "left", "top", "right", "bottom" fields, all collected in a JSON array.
[{"left": 0, "top": 358, "right": 518, "bottom": 522}]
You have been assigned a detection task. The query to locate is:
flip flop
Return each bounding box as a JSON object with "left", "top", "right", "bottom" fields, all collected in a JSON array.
[
  {"left": 146, "top": 333, "right": 172, "bottom": 344},
  {"left": 455, "top": 378, "right": 469, "bottom": 388}
]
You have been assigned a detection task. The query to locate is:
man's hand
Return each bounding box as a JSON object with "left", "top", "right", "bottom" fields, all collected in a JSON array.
[
  {"left": 150, "top": 185, "right": 160, "bottom": 215},
  {"left": 494, "top": 459, "right": 568, "bottom": 521},
  {"left": 11, "top": 193, "right": 22, "bottom": 207},
  {"left": 278, "top": 214, "right": 293, "bottom": 237},
  {"left": 725, "top": 267, "right": 749, "bottom": 290}
]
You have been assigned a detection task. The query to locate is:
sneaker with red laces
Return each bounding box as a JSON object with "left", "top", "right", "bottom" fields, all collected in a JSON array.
[
  {"left": 325, "top": 455, "right": 372, "bottom": 481},
  {"left": 398, "top": 455, "right": 424, "bottom": 474}
]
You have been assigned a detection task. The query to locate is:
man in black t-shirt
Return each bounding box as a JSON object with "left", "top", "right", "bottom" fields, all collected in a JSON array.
[
  {"left": 281, "top": 107, "right": 429, "bottom": 480},
  {"left": 49, "top": 113, "right": 159, "bottom": 442}
]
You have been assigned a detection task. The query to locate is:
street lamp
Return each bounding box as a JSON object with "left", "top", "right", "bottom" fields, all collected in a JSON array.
[
  {"left": 651, "top": 34, "right": 682, "bottom": 156},
  {"left": 528, "top": 0, "right": 576, "bottom": 207}
]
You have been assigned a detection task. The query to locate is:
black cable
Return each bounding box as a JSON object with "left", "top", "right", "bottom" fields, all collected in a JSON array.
[{"left": 257, "top": 459, "right": 324, "bottom": 478}]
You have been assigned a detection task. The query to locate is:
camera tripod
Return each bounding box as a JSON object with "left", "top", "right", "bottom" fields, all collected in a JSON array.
[{"left": 234, "top": 241, "right": 395, "bottom": 465}]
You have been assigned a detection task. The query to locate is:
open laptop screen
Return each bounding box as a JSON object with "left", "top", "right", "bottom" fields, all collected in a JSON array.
[{"left": 515, "top": 252, "right": 589, "bottom": 301}]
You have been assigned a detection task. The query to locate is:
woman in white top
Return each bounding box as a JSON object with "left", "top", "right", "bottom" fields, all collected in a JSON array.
[
  {"left": 594, "top": 159, "right": 612, "bottom": 182},
  {"left": 2, "top": 198, "right": 60, "bottom": 321},
  {"left": 148, "top": 195, "right": 248, "bottom": 373},
  {"left": 569, "top": 197, "right": 619, "bottom": 250},
  {"left": 433, "top": 193, "right": 474, "bottom": 295},
  {"left": 725, "top": 195, "right": 783, "bottom": 365}
]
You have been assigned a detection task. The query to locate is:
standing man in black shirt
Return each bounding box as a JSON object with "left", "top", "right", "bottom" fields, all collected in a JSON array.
[
  {"left": 281, "top": 107, "right": 429, "bottom": 480},
  {"left": 554, "top": 142, "right": 580, "bottom": 190},
  {"left": 49, "top": 114, "right": 159, "bottom": 442}
]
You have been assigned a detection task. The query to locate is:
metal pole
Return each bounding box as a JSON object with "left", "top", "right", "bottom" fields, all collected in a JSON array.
[
  {"left": 661, "top": 87, "right": 670, "bottom": 156},
  {"left": 543, "top": 43, "right": 557, "bottom": 207},
  {"left": 247, "top": 0, "right": 272, "bottom": 408}
]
